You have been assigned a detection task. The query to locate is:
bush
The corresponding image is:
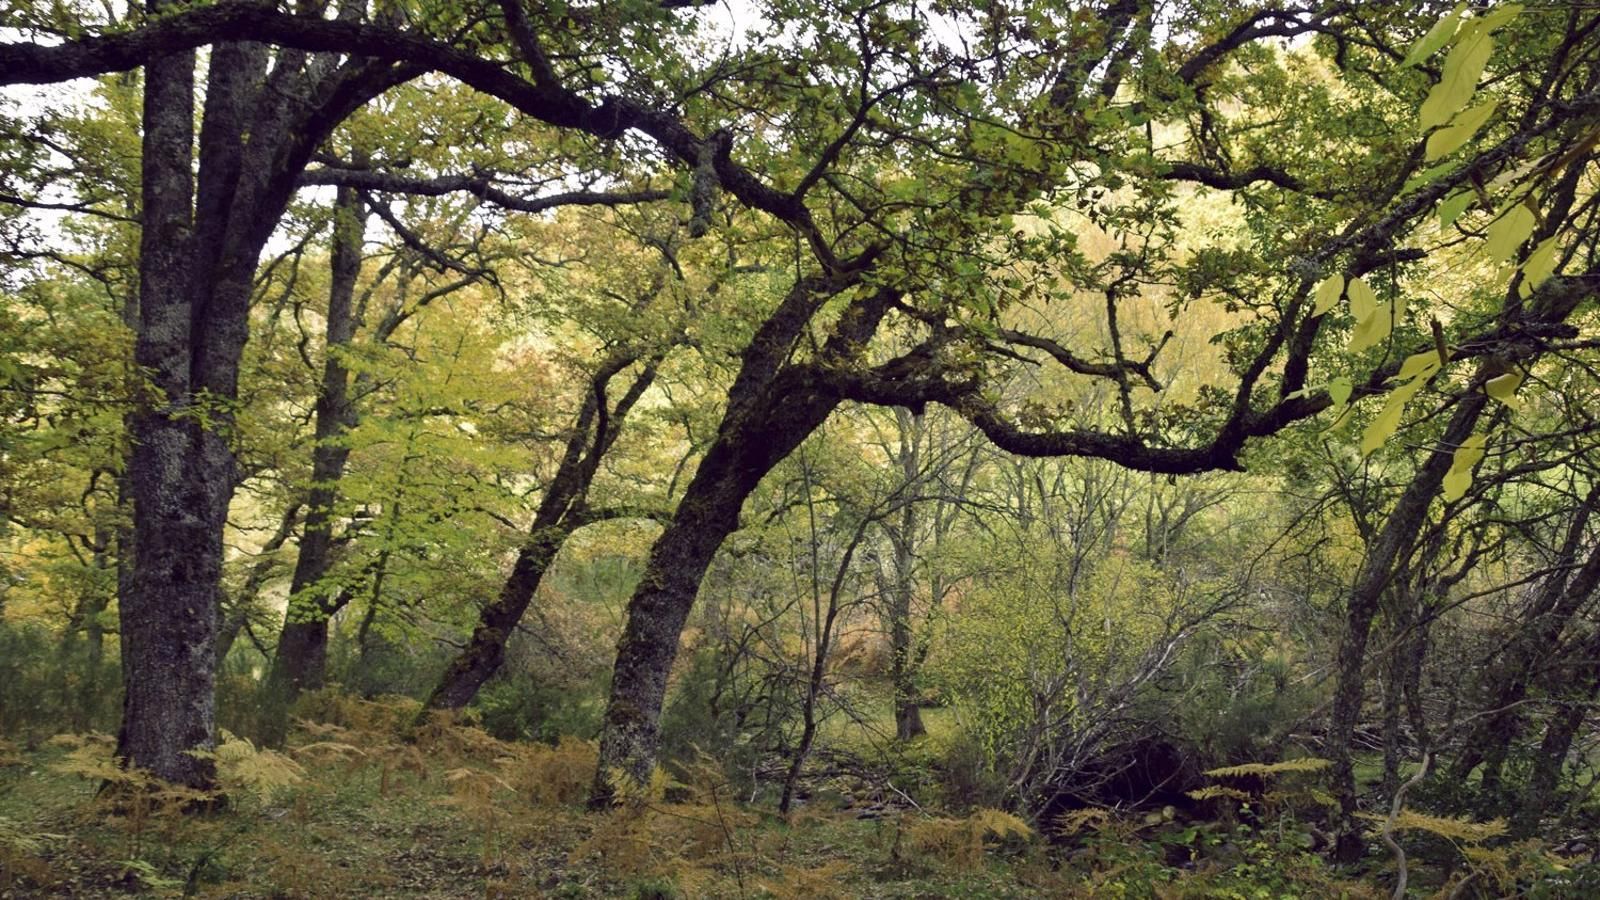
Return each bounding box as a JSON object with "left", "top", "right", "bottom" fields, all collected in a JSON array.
[{"left": 473, "top": 673, "right": 604, "bottom": 744}]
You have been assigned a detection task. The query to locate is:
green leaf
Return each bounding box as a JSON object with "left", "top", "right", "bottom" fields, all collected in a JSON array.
[
  {"left": 1361, "top": 376, "right": 1428, "bottom": 456},
  {"left": 1426, "top": 100, "right": 1497, "bottom": 161},
  {"left": 1442, "top": 433, "right": 1489, "bottom": 502},
  {"left": 1311, "top": 274, "right": 1344, "bottom": 317},
  {"left": 1485, "top": 371, "right": 1523, "bottom": 406},
  {"left": 1402, "top": 5, "right": 1467, "bottom": 68},
  {"left": 1473, "top": 3, "right": 1523, "bottom": 36},
  {"left": 1485, "top": 202, "right": 1536, "bottom": 263},
  {"left": 1397, "top": 350, "right": 1443, "bottom": 381},
  {"left": 1328, "top": 376, "right": 1353, "bottom": 408},
  {"left": 1349, "top": 301, "right": 1394, "bottom": 354},
  {"left": 1402, "top": 161, "right": 1461, "bottom": 194},
  {"left": 1439, "top": 189, "right": 1475, "bottom": 230},
  {"left": 1520, "top": 235, "right": 1560, "bottom": 295},
  {"left": 1347, "top": 276, "right": 1377, "bottom": 321},
  {"left": 1420, "top": 28, "right": 1494, "bottom": 130}
]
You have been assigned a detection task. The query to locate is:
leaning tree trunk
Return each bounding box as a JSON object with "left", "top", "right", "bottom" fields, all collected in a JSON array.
[
  {"left": 593, "top": 389, "right": 840, "bottom": 799},
  {"left": 590, "top": 278, "right": 890, "bottom": 803},
  {"left": 422, "top": 351, "right": 660, "bottom": 714},
  {"left": 1328, "top": 391, "right": 1487, "bottom": 862},
  {"left": 1451, "top": 511, "right": 1600, "bottom": 788},
  {"left": 1514, "top": 658, "right": 1600, "bottom": 839}
]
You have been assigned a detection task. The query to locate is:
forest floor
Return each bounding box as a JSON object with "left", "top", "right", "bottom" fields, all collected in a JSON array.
[{"left": 0, "top": 700, "right": 1403, "bottom": 898}]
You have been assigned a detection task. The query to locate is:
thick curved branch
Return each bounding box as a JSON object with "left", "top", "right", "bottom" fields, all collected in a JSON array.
[{"left": 299, "top": 166, "right": 669, "bottom": 214}]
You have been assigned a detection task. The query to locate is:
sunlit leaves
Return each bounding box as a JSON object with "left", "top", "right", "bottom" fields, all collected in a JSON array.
[
  {"left": 1401, "top": 3, "right": 1467, "bottom": 68},
  {"left": 1311, "top": 274, "right": 1344, "bottom": 317},
  {"left": 1426, "top": 100, "right": 1497, "bottom": 161},
  {"left": 1361, "top": 375, "right": 1428, "bottom": 456},
  {"left": 1439, "top": 190, "right": 1475, "bottom": 230},
  {"left": 1485, "top": 370, "right": 1523, "bottom": 406},
  {"left": 1328, "top": 376, "right": 1353, "bottom": 408},
  {"left": 1442, "top": 433, "right": 1488, "bottom": 502},
  {"left": 1398, "top": 350, "right": 1444, "bottom": 382},
  {"left": 1419, "top": 26, "right": 1494, "bottom": 130},
  {"left": 1485, "top": 202, "right": 1536, "bottom": 263},
  {"left": 1521, "top": 236, "right": 1560, "bottom": 296},
  {"left": 1347, "top": 277, "right": 1377, "bottom": 322}
]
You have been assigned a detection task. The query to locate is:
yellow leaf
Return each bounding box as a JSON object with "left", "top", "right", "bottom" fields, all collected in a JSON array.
[
  {"left": 1312, "top": 273, "right": 1344, "bottom": 317},
  {"left": 1401, "top": 4, "right": 1467, "bottom": 68},
  {"left": 1439, "top": 189, "right": 1475, "bottom": 229},
  {"left": 1426, "top": 99, "right": 1497, "bottom": 161},
  {"left": 1473, "top": 3, "right": 1523, "bottom": 36},
  {"left": 1362, "top": 376, "right": 1428, "bottom": 456},
  {"left": 1347, "top": 276, "right": 1377, "bottom": 321},
  {"left": 1349, "top": 300, "right": 1394, "bottom": 354},
  {"left": 1485, "top": 371, "right": 1523, "bottom": 405},
  {"left": 1486, "top": 203, "right": 1536, "bottom": 262},
  {"left": 1328, "top": 376, "right": 1353, "bottom": 407},
  {"left": 1520, "top": 235, "right": 1560, "bottom": 295},
  {"left": 1420, "top": 28, "right": 1494, "bottom": 130},
  {"left": 1398, "top": 350, "right": 1442, "bottom": 381},
  {"left": 1442, "top": 433, "right": 1488, "bottom": 502}
]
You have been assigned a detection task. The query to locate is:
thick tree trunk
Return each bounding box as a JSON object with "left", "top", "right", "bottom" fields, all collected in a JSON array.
[
  {"left": 262, "top": 187, "right": 366, "bottom": 739},
  {"left": 1328, "top": 392, "right": 1486, "bottom": 863},
  {"left": 116, "top": 33, "right": 222, "bottom": 789},
  {"left": 116, "top": 31, "right": 408, "bottom": 779}
]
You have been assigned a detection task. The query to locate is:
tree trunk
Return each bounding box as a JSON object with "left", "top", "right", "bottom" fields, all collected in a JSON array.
[
  {"left": 1328, "top": 392, "right": 1487, "bottom": 862},
  {"left": 423, "top": 352, "right": 659, "bottom": 714},
  {"left": 116, "top": 29, "right": 408, "bottom": 781},
  {"left": 888, "top": 408, "right": 926, "bottom": 741},
  {"left": 216, "top": 504, "right": 301, "bottom": 667},
  {"left": 1450, "top": 498, "right": 1600, "bottom": 785},
  {"left": 116, "top": 32, "right": 221, "bottom": 789},
  {"left": 590, "top": 278, "right": 891, "bottom": 804},
  {"left": 1515, "top": 675, "right": 1599, "bottom": 839},
  {"left": 593, "top": 393, "right": 838, "bottom": 800},
  {"left": 261, "top": 186, "right": 367, "bottom": 739}
]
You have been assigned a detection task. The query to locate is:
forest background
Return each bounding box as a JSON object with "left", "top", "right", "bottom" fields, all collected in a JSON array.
[{"left": 3, "top": 0, "right": 1600, "bottom": 895}]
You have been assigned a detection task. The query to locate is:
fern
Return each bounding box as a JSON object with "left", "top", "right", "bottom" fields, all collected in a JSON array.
[
  {"left": 1359, "top": 808, "right": 1506, "bottom": 843},
  {"left": 203, "top": 731, "right": 305, "bottom": 803},
  {"left": 1054, "top": 806, "right": 1112, "bottom": 836},
  {"left": 1186, "top": 785, "right": 1252, "bottom": 803},
  {"left": 905, "top": 808, "right": 1033, "bottom": 870},
  {"left": 1202, "top": 757, "right": 1331, "bottom": 778}
]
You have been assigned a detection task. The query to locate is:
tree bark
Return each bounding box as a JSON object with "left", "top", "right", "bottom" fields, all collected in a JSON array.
[
  {"left": 1450, "top": 489, "right": 1600, "bottom": 785},
  {"left": 590, "top": 277, "right": 886, "bottom": 803},
  {"left": 261, "top": 186, "right": 367, "bottom": 739},
  {"left": 422, "top": 351, "right": 660, "bottom": 713},
  {"left": 116, "top": 28, "right": 220, "bottom": 789},
  {"left": 115, "top": 27, "right": 411, "bottom": 782},
  {"left": 887, "top": 409, "right": 926, "bottom": 741}
]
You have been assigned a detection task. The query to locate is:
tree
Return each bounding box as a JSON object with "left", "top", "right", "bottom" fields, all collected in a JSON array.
[{"left": 8, "top": 1, "right": 1598, "bottom": 822}]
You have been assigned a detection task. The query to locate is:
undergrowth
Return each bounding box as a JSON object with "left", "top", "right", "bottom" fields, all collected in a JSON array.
[{"left": 0, "top": 699, "right": 1573, "bottom": 897}]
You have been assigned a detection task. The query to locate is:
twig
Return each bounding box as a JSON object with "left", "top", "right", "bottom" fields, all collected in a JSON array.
[{"left": 1381, "top": 751, "right": 1431, "bottom": 900}]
